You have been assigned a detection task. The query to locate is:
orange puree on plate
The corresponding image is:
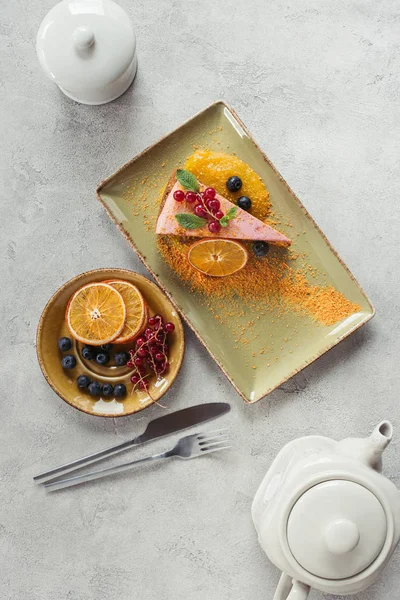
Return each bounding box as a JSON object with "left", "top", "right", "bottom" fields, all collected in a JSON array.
[{"left": 185, "top": 150, "right": 271, "bottom": 221}]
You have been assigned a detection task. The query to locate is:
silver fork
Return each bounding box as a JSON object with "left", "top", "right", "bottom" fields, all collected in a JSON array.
[{"left": 44, "top": 430, "right": 231, "bottom": 492}]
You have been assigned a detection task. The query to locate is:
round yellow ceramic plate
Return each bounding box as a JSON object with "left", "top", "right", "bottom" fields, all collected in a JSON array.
[{"left": 36, "top": 269, "right": 185, "bottom": 417}]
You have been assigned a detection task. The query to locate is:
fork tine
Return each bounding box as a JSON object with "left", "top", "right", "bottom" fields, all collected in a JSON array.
[
  {"left": 200, "top": 440, "right": 231, "bottom": 451},
  {"left": 196, "top": 429, "right": 228, "bottom": 439},
  {"left": 197, "top": 434, "right": 229, "bottom": 444},
  {"left": 200, "top": 445, "right": 232, "bottom": 455},
  {"left": 199, "top": 435, "right": 229, "bottom": 445}
]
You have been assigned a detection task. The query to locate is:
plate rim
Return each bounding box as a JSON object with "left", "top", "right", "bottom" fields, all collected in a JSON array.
[
  {"left": 36, "top": 268, "right": 185, "bottom": 417},
  {"left": 96, "top": 100, "right": 375, "bottom": 403}
]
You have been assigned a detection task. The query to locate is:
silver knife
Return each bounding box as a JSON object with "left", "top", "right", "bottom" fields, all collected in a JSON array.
[{"left": 33, "top": 402, "right": 230, "bottom": 484}]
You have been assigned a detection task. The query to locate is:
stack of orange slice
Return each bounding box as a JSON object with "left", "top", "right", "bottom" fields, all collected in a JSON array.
[{"left": 66, "top": 280, "right": 147, "bottom": 346}]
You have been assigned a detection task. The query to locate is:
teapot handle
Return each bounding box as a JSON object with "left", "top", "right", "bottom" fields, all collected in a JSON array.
[{"left": 273, "top": 573, "right": 310, "bottom": 600}]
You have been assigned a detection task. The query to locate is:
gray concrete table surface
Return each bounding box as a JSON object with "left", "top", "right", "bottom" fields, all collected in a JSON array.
[{"left": 1, "top": 0, "right": 400, "bottom": 599}]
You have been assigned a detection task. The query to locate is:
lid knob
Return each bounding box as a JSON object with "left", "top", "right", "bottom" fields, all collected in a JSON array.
[
  {"left": 324, "top": 518, "right": 360, "bottom": 555},
  {"left": 73, "top": 26, "right": 95, "bottom": 49}
]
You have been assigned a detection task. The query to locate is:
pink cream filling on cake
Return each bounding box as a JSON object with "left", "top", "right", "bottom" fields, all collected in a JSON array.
[{"left": 156, "top": 181, "right": 291, "bottom": 246}]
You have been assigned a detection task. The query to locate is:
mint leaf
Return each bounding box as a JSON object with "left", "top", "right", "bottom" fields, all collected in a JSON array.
[
  {"left": 176, "top": 169, "right": 199, "bottom": 192},
  {"left": 219, "top": 206, "right": 237, "bottom": 227},
  {"left": 226, "top": 206, "right": 238, "bottom": 220},
  {"left": 175, "top": 213, "right": 207, "bottom": 230}
]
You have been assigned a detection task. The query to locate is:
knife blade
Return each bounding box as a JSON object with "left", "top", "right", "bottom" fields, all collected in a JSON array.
[{"left": 33, "top": 402, "right": 230, "bottom": 483}]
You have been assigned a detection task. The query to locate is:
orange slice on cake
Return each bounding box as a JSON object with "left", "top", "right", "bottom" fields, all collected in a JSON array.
[
  {"left": 156, "top": 172, "right": 291, "bottom": 247},
  {"left": 188, "top": 239, "right": 248, "bottom": 277},
  {"left": 105, "top": 280, "right": 147, "bottom": 344},
  {"left": 66, "top": 283, "right": 126, "bottom": 346}
]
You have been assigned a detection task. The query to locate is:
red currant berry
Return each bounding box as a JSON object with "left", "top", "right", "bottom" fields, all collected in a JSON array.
[
  {"left": 145, "top": 328, "right": 155, "bottom": 339},
  {"left": 154, "top": 314, "right": 163, "bottom": 323},
  {"left": 149, "top": 344, "right": 158, "bottom": 355},
  {"left": 148, "top": 316, "right": 157, "bottom": 327},
  {"left": 208, "top": 220, "right": 221, "bottom": 233},
  {"left": 156, "top": 331, "right": 165, "bottom": 341},
  {"left": 164, "top": 322, "right": 175, "bottom": 333},
  {"left": 155, "top": 352, "right": 165, "bottom": 362},
  {"left": 136, "top": 336, "right": 146, "bottom": 347},
  {"left": 130, "top": 374, "right": 140, "bottom": 384},
  {"left": 164, "top": 362, "right": 170, "bottom": 371},
  {"left": 208, "top": 199, "right": 220, "bottom": 212},
  {"left": 138, "top": 381, "right": 146, "bottom": 390},
  {"left": 185, "top": 191, "right": 197, "bottom": 203},
  {"left": 215, "top": 210, "right": 224, "bottom": 220},
  {"left": 194, "top": 204, "right": 207, "bottom": 218},
  {"left": 137, "top": 347, "right": 148, "bottom": 357},
  {"left": 126, "top": 360, "right": 134, "bottom": 368},
  {"left": 137, "top": 365, "right": 146, "bottom": 375},
  {"left": 134, "top": 356, "right": 144, "bottom": 366},
  {"left": 204, "top": 187, "right": 216, "bottom": 200},
  {"left": 173, "top": 189, "right": 185, "bottom": 202}
]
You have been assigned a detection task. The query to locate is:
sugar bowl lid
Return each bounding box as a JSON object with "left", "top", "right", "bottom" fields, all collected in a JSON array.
[
  {"left": 36, "top": 0, "right": 136, "bottom": 104},
  {"left": 286, "top": 480, "right": 387, "bottom": 580}
]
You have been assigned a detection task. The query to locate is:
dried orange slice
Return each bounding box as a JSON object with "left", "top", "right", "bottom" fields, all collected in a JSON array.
[
  {"left": 187, "top": 239, "right": 248, "bottom": 277},
  {"left": 105, "top": 280, "right": 146, "bottom": 343},
  {"left": 66, "top": 283, "right": 126, "bottom": 345}
]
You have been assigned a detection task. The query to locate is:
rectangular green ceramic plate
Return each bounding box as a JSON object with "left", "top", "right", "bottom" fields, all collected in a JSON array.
[{"left": 97, "top": 101, "right": 374, "bottom": 403}]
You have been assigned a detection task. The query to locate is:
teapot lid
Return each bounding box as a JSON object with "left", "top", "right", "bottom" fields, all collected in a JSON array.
[
  {"left": 287, "top": 480, "right": 387, "bottom": 580},
  {"left": 36, "top": 0, "right": 136, "bottom": 100}
]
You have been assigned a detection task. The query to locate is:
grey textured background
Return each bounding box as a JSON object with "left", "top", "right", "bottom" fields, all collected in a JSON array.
[{"left": 1, "top": 1, "right": 400, "bottom": 599}]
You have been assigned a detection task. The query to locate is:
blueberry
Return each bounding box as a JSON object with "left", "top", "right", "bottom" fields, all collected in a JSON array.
[
  {"left": 58, "top": 337, "right": 72, "bottom": 352},
  {"left": 77, "top": 375, "right": 91, "bottom": 389},
  {"left": 253, "top": 241, "right": 270, "bottom": 257},
  {"left": 88, "top": 381, "right": 102, "bottom": 396},
  {"left": 114, "top": 352, "right": 129, "bottom": 366},
  {"left": 95, "top": 352, "right": 110, "bottom": 366},
  {"left": 114, "top": 383, "right": 127, "bottom": 398},
  {"left": 101, "top": 344, "right": 113, "bottom": 351},
  {"left": 102, "top": 383, "right": 114, "bottom": 397},
  {"left": 237, "top": 196, "right": 252, "bottom": 211},
  {"left": 82, "top": 345, "right": 96, "bottom": 360},
  {"left": 61, "top": 354, "right": 76, "bottom": 369},
  {"left": 226, "top": 176, "right": 242, "bottom": 192}
]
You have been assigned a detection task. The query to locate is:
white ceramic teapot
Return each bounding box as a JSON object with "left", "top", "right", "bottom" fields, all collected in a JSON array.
[{"left": 252, "top": 421, "right": 400, "bottom": 599}]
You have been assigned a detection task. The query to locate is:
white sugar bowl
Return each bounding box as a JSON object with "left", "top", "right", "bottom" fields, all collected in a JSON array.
[
  {"left": 252, "top": 421, "right": 400, "bottom": 599},
  {"left": 36, "top": 0, "right": 137, "bottom": 105}
]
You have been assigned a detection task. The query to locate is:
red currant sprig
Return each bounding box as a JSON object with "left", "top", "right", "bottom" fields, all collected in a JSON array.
[
  {"left": 174, "top": 186, "right": 223, "bottom": 233},
  {"left": 127, "top": 315, "right": 175, "bottom": 394}
]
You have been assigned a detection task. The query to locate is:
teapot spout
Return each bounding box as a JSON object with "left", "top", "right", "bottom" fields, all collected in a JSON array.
[
  {"left": 368, "top": 421, "right": 393, "bottom": 471},
  {"left": 337, "top": 421, "right": 393, "bottom": 472}
]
